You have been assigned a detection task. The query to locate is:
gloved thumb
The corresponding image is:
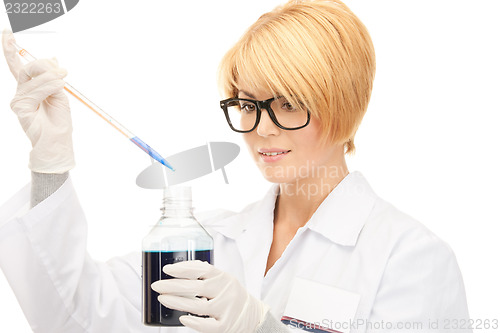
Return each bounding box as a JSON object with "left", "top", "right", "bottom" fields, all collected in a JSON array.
[{"left": 2, "top": 28, "right": 23, "bottom": 80}]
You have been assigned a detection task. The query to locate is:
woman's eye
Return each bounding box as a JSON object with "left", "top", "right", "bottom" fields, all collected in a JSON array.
[
  {"left": 241, "top": 103, "right": 256, "bottom": 112},
  {"left": 282, "top": 102, "right": 296, "bottom": 111}
]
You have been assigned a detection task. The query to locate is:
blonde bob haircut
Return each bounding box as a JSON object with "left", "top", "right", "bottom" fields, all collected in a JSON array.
[{"left": 218, "top": 0, "right": 375, "bottom": 155}]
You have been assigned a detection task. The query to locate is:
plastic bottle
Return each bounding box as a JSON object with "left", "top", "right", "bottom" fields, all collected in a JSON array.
[{"left": 142, "top": 186, "right": 214, "bottom": 326}]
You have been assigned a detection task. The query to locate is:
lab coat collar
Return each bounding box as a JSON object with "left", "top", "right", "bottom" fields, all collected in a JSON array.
[
  {"left": 305, "top": 171, "right": 377, "bottom": 246},
  {"left": 210, "top": 171, "right": 377, "bottom": 247}
]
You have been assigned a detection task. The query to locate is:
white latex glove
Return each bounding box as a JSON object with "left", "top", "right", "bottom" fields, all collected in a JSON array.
[
  {"left": 151, "top": 260, "right": 270, "bottom": 333},
  {"left": 2, "top": 29, "right": 75, "bottom": 173}
]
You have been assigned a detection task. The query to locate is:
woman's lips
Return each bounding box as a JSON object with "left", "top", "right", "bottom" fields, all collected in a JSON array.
[{"left": 258, "top": 149, "right": 291, "bottom": 162}]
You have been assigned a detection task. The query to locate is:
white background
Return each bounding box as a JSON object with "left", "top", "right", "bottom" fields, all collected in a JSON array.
[{"left": 1, "top": 0, "right": 499, "bottom": 331}]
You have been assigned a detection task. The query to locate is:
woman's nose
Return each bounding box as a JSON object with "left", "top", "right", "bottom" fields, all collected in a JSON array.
[{"left": 256, "top": 109, "right": 280, "bottom": 137}]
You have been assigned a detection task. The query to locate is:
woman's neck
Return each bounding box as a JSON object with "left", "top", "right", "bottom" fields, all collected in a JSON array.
[{"left": 275, "top": 159, "right": 349, "bottom": 229}]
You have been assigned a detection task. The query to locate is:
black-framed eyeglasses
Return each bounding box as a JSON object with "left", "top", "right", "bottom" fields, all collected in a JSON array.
[{"left": 220, "top": 96, "right": 311, "bottom": 133}]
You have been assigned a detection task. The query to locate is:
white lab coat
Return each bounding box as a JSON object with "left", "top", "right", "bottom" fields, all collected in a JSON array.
[{"left": 0, "top": 171, "right": 470, "bottom": 333}]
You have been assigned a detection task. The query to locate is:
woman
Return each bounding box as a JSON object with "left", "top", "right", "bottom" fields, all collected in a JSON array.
[{"left": 0, "top": 0, "right": 470, "bottom": 332}]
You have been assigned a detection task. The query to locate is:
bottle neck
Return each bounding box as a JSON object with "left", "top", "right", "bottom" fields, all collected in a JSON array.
[
  {"left": 160, "top": 186, "right": 194, "bottom": 218},
  {"left": 161, "top": 206, "right": 193, "bottom": 218}
]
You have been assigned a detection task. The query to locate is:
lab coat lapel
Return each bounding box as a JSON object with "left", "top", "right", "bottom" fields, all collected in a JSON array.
[{"left": 234, "top": 185, "right": 279, "bottom": 298}]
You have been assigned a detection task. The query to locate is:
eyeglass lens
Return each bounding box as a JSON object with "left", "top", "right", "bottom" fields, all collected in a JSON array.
[{"left": 225, "top": 97, "right": 308, "bottom": 131}]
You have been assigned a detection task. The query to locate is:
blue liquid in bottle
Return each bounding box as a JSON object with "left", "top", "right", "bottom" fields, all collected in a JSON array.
[
  {"left": 142, "top": 250, "right": 212, "bottom": 326},
  {"left": 142, "top": 187, "right": 214, "bottom": 327}
]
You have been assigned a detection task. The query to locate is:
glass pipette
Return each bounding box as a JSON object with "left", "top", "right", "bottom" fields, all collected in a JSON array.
[{"left": 10, "top": 41, "right": 175, "bottom": 172}]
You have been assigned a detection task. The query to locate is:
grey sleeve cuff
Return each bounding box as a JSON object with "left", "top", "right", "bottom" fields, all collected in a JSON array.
[
  {"left": 256, "top": 311, "right": 290, "bottom": 333},
  {"left": 31, "top": 171, "right": 69, "bottom": 208}
]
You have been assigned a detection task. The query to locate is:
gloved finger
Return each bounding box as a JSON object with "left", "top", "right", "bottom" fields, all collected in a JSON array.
[
  {"left": 18, "top": 58, "right": 64, "bottom": 84},
  {"left": 162, "top": 260, "right": 218, "bottom": 280},
  {"left": 151, "top": 278, "right": 204, "bottom": 297},
  {"left": 158, "top": 294, "right": 211, "bottom": 317},
  {"left": 2, "top": 29, "right": 23, "bottom": 80},
  {"left": 11, "top": 77, "right": 67, "bottom": 115},
  {"left": 152, "top": 277, "right": 222, "bottom": 299},
  {"left": 179, "top": 315, "right": 221, "bottom": 333},
  {"left": 15, "top": 69, "right": 66, "bottom": 97},
  {"left": 46, "top": 89, "right": 70, "bottom": 109}
]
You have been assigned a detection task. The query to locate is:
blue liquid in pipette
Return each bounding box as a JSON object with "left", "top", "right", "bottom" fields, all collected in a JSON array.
[{"left": 130, "top": 136, "right": 175, "bottom": 171}]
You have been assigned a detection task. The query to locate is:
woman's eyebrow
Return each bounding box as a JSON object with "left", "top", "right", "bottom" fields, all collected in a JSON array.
[{"left": 238, "top": 90, "right": 256, "bottom": 99}]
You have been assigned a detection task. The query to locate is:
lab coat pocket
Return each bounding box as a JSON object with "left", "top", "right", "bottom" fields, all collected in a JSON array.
[{"left": 281, "top": 277, "right": 360, "bottom": 333}]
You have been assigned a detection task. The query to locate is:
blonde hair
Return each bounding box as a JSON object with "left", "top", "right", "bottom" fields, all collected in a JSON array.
[{"left": 217, "top": 0, "right": 376, "bottom": 155}]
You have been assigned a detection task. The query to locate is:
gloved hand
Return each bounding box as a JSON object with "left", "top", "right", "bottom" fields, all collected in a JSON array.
[
  {"left": 151, "top": 260, "right": 270, "bottom": 333},
  {"left": 2, "top": 29, "right": 75, "bottom": 173}
]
